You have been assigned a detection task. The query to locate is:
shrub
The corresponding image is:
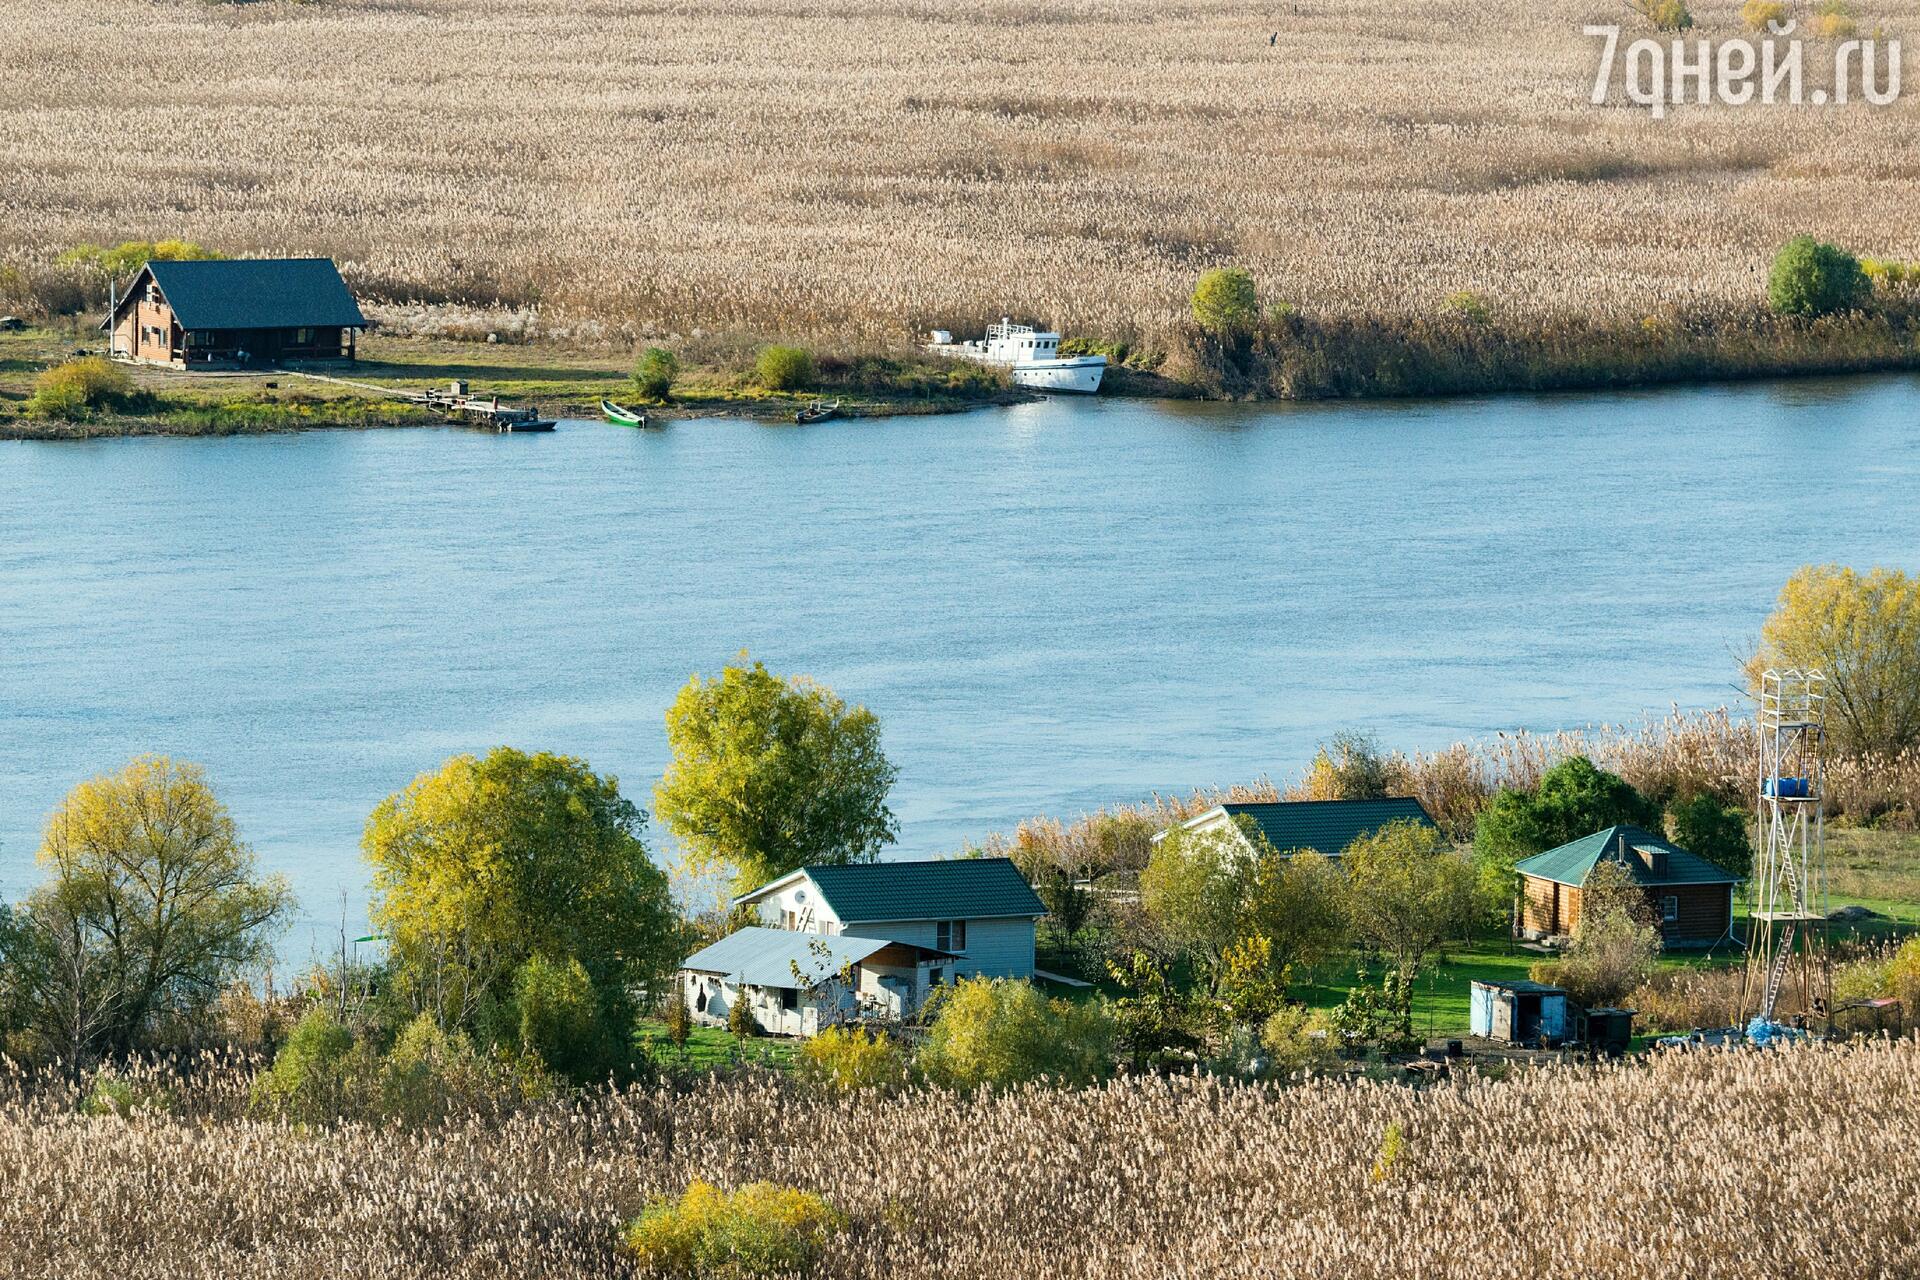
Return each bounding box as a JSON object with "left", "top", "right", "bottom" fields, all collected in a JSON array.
[
  {"left": 633, "top": 346, "right": 678, "bottom": 400},
  {"left": 251, "top": 1005, "right": 362, "bottom": 1121},
  {"left": 1810, "top": 0, "right": 1857, "bottom": 38},
  {"left": 1631, "top": 0, "right": 1693, "bottom": 30},
  {"left": 57, "top": 238, "right": 222, "bottom": 282},
  {"left": 1444, "top": 290, "right": 1491, "bottom": 323},
  {"left": 795, "top": 1025, "right": 911, "bottom": 1092},
  {"left": 1740, "top": 0, "right": 1789, "bottom": 30},
  {"left": 1297, "top": 730, "right": 1403, "bottom": 801},
  {"left": 1864, "top": 258, "right": 1920, "bottom": 292},
  {"left": 918, "top": 978, "right": 1115, "bottom": 1088},
  {"left": 377, "top": 1014, "right": 528, "bottom": 1124},
  {"left": 754, "top": 344, "right": 815, "bottom": 391},
  {"left": 728, "top": 989, "right": 760, "bottom": 1038},
  {"left": 1259, "top": 1004, "right": 1337, "bottom": 1076},
  {"left": 513, "top": 954, "right": 616, "bottom": 1083},
  {"left": 662, "top": 986, "right": 693, "bottom": 1051},
  {"left": 1190, "top": 267, "right": 1259, "bottom": 337},
  {"left": 25, "top": 355, "right": 130, "bottom": 420},
  {"left": 1768, "top": 237, "right": 1870, "bottom": 318},
  {"left": 79, "top": 1073, "right": 138, "bottom": 1118},
  {"left": 622, "top": 1180, "right": 846, "bottom": 1278}
]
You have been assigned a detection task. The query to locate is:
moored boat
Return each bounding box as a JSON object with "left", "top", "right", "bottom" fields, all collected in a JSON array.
[
  {"left": 601, "top": 399, "right": 650, "bottom": 428},
  {"left": 926, "top": 317, "right": 1106, "bottom": 393},
  {"left": 794, "top": 399, "right": 842, "bottom": 424}
]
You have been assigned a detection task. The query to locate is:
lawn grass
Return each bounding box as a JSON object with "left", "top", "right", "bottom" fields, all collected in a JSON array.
[{"left": 632, "top": 1017, "right": 795, "bottom": 1072}]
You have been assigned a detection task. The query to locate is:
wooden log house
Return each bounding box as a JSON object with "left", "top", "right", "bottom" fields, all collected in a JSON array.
[
  {"left": 1515, "top": 824, "right": 1741, "bottom": 948},
  {"left": 104, "top": 258, "right": 366, "bottom": 368}
]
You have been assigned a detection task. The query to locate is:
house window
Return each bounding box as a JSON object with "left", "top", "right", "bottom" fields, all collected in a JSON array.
[
  {"left": 935, "top": 920, "right": 967, "bottom": 952},
  {"left": 780, "top": 987, "right": 798, "bottom": 1011},
  {"left": 928, "top": 967, "right": 946, "bottom": 987},
  {"left": 294, "top": 327, "right": 313, "bottom": 345},
  {"left": 1661, "top": 895, "right": 1679, "bottom": 923}
]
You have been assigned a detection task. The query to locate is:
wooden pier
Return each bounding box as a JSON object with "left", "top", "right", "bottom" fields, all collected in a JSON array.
[{"left": 288, "top": 372, "right": 556, "bottom": 431}]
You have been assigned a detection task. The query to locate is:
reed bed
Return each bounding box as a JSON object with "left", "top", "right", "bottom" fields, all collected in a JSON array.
[
  {"left": 4, "top": 0, "right": 1919, "bottom": 346},
  {"left": 1, "top": 1040, "right": 1916, "bottom": 1277}
]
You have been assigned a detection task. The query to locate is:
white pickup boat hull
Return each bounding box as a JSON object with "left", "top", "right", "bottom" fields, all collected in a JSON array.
[{"left": 1011, "top": 356, "right": 1106, "bottom": 394}]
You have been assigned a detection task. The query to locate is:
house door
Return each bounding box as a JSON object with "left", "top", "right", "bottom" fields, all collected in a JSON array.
[{"left": 1491, "top": 995, "right": 1515, "bottom": 1041}]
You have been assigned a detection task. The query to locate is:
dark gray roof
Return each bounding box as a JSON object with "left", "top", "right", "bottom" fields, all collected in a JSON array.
[
  {"left": 1515, "top": 824, "right": 1742, "bottom": 888},
  {"left": 1217, "top": 798, "right": 1438, "bottom": 858},
  {"left": 142, "top": 258, "right": 366, "bottom": 330},
  {"left": 740, "top": 858, "right": 1048, "bottom": 923}
]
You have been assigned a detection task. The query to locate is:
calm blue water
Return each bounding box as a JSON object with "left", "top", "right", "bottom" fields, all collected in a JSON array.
[{"left": 2, "top": 377, "right": 1917, "bottom": 942}]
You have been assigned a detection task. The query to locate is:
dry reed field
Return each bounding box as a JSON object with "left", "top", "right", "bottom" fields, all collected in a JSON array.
[
  {"left": 2, "top": 1041, "right": 1917, "bottom": 1278},
  {"left": 5, "top": 0, "right": 1920, "bottom": 346}
]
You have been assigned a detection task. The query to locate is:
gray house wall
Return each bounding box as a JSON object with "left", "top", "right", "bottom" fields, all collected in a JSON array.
[{"left": 839, "top": 915, "right": 1036, "bottom": 981}]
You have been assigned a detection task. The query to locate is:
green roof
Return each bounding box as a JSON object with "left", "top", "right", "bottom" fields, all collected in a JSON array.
[
  {"left": 752, "top": 857, "right": 1047, "bottom": 923},
  {"left": 1515, "top": 824, "right": 1741, "bottom": 888},
  {"left": 1219, "top": 798, "right": 1438, "bottom": 857},
  {"left": 140, "top": 258, "right": 367, "bottom": 331}
]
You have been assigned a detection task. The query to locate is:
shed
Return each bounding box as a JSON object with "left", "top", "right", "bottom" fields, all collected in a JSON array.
[
  {"left": 1515, "top": 825, "right": 1741, "bottom": 948},
  {"left": 104, "top": 257, "right": 366, "bottom": 367},
  {"left": 677, "top": 925, "right": 958, "bottom": 1036},
  {"left": 1470, "top": 979, "right": 1568, "bottom": 1046}
]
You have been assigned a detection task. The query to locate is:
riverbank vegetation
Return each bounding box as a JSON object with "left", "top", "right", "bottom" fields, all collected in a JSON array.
[
  {"left": 6, "top": 0, "right": 1920, "bottom": 404},
  {"left": 0, "top": 1040, "right": 1915, "bottom": 1278}
]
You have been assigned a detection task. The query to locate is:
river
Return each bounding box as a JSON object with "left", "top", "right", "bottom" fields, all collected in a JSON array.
[{"left": 2, "top": 375, "right": 1916, "bottom": 941}]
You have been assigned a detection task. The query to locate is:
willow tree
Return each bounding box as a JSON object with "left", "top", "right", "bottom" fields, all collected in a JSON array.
[
  {"left": 364, "top": 747, "right": 679, "bottom": 1052},
  {"left": 1747, "top": 564, "right": 1920, "bottom": 756},
  {"left": 6, "top": 756, "right": 292, "bottom": 1060},
  {"left": 655, "top": 655, "right": 897, "bottom": 892}
]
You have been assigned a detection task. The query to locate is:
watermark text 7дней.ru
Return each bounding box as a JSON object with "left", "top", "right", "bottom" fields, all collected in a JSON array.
[{"left": 1587, "top": 23, "right": 1900, "bottom": 117}]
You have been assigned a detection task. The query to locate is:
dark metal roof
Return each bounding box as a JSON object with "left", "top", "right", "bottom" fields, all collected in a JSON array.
[
  {"left": 138, "top": 258, "right": 366, "bottom": 331},
  {"left": 1474, "top": 978, "right": 1566, "bottom": 996},
  {"left": 1515, "top": 824, "right": 1741, "bottom": 888},
  {"left": 1220, "top": 798, "right": 1438, "bottom": 857},
  {"left": 769, "top": 858, "right": 1048, "bottom": 923}
]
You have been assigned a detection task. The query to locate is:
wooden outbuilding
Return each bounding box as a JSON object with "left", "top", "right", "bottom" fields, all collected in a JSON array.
[
  {"left": 1515, "top": 824, "right": 1740, "bottom": 948},
  {"left": 104, "top": 257, "right": 366, "bottom": 367}
]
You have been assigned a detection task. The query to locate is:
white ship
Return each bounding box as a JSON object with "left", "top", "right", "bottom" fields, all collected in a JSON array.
[{"left": 927, "top": 318, "right": 1106, "bottom": 394}]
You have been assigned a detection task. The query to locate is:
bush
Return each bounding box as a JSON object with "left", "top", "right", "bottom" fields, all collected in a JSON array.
[
  {"left": 377, "top": 1014, "right": 533, "bottom": 1124},
  {"left": 57, "top": 238, "right": 221, "bottom": 281},
  {"left": 918, "top": 978, "right": 1115, "bottom": 1088},
  {"left": 1190, "top": 268, "right": 1259, "bottom": 337},
  {"left": 795, "top": 1025, "right": 911, "bottom": 1092},
  {"left": 1768, "top": 237, "right": 1870, "bottom": 318},
  {"left": 250, "top": 1005, "right": 362, "bottom": 1122},
  {"left": 1445, "top": 291, "right": 1491, "bottom": 324},
  {"left": 25, "top": 356, "right": 130, "bottom": 420},
  {"left": 633, "top": 346, "right": 678, "bottom": 400},
  {"left": 1810, "top": 0, "right": 1857, "bottom": 38},
  {"left": 662, "top": 986, "right": 693, "bottom": 1051},
  {"left": 728, "top": 988, "right": 760, "bottom": 1038},
  {"left": 1259, "top": 1004, "right": 1337, "bottom": 1076},
  {"left": 755, "top": 345, "right": 815, "bottom": 391},
  {"left": 1740, "top": 0, "right": 1789, "bottom": 30},
  {"left": 513, "top": 954, "right": 616, "bottom": 1083},
  {"left": 1532, "top": 863, "right": 1660, "bottom": 1007},
  {"left": 622, "top": 1180, "right": 846, "bottom": 1278},
  {"left": 1631, "top": 0, "right": 1693, "bottom": 29},
  {"left": 1297, "top": 730, "right": 1402, "bottom": 801}
]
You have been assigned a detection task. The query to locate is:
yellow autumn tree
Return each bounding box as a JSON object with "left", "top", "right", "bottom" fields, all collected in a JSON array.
[{"left": 1747, "top": 565, "right": 1920, "bottom": 756}]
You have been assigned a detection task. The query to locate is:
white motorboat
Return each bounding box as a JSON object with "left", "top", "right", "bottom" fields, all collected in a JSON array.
[{"left": 926, "top": 318, "right": 1106, "bottom": 393}]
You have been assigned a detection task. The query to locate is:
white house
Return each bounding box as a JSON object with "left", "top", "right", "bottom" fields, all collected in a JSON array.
[
  {"left": 1156, "top": 797, "right": 1439, "bottom": 859},
  {"left": 677, "top": 857, "right": 1049, "bottom": 1035}
]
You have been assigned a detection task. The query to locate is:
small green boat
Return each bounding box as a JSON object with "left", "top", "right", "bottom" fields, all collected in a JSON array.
[{"left": 602, "top": 399, "right": 650, "bottom": 428}]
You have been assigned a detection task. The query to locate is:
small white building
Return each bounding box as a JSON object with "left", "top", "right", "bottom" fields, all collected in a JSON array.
[{"left": 678, "top": 857, "right": 1049, "bottom": 1035}]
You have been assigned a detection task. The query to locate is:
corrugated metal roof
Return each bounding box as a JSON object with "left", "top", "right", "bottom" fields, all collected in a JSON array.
[
  {"left": 787, "top": 857, "right": 1048, "bottom": 923},
  {"left": 679, "top": 927, "right": 896, "bottom": 988},
  {"left": 1515, "top": 824, "right": 1741, "bottom": 887},
  {"left": 1219, "top": 798, "right": 1438, "bottom": 857},
  {"left": 143, "top": 258, "right": 367, "bottom": 331}
]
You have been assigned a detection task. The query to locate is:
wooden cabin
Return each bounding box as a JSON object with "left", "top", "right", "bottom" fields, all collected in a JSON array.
[
  {"left": 1515, "top": 824, "right": 1740, "bottom": 948},
  {"left": 104, "top": 258, "right": 366, "bottom": 368}
]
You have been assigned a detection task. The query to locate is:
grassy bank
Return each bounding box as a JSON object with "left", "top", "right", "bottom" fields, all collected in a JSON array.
[{"left": 0, "top": 326, "right": 1022, "bottom": 440}]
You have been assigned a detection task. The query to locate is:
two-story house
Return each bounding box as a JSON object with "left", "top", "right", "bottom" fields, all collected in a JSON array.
[{"left": 677, "top": 857, "right": 1048, "bottom": 1036}]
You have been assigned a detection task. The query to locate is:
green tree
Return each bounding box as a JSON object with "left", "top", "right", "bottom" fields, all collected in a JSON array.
[
  {"left": 1746, "top": 565, "right": 1920, "bottom": 755},
  {"left": 1341, "top": 820, "right": 1477, "bottom": 1019},
  {"left": 364, "top": 747, "right": 679, "bottom": 1049},
  {"left": 1190, "top": 267, "right": 1259, "bottom": 337},
  {"left": 755, "top": 345, "right": 815, "bottom": 391},
  {"left": 1105, "top": 949, "right": 1204, "bottom": 1070},
  {"left": 917, "top": 978, "right": 1114, "bottom": 1087},
  {"left": 633, "top": 347, "right": 678, "bottom": 401},
  {"left": 1139, "top": 822, "right": 1244, "bottom": 963},
  {"left": 655, "top": 655, "right": 898, "bottom": 891},
  {"left": 662, "top": 985, "right": 693, "bottom": 1052},
  {"left": 1665, "top": 793, "right": 1753, "bottom": 879},
  {"left": 513, "top": 953, "right": 616, "bottom": 1083},
  {"left": 727, "top": 987, "right": 758, "bottom": 1038},
  {"left": 1475, "top": 756, "right": 1660, "bottom": 867},
  {"left": 1768, "top": 236, "right": 1870, "bottom": 317},
  {"left": 3, "top": 756, "right": 293, "bottom": 1060},
  {"left": 250, "top": 1005, "right": 362, "bottom": 1122}
]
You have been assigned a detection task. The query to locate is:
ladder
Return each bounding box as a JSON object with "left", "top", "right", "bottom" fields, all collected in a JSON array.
[{"left": 1760, "top": 922, "right": 1795, "bottom": 1021}]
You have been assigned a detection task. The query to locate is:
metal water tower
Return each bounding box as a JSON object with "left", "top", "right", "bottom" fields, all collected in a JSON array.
[{"left": 1740, "top": 668, "right": 1832, "bottom": 1029}]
